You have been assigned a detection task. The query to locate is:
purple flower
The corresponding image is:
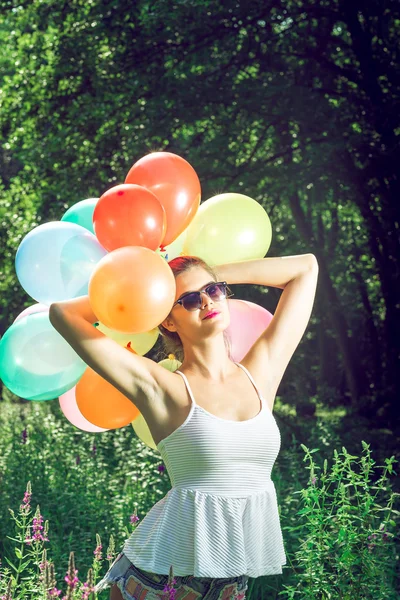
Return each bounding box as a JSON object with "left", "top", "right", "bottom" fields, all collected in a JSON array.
[
  {"left": 39, "top": 560, "right": 47, "bottom": 572},
  {"left": 25, "top": 524, "right": 33, "bottom": 545},
  {"left": 75, "top": 455, "right": 80, "bottom": 466},
  {"left": 130, "top": 514, "right": 140, "bottom": 525},
  {"left": 64, "top": 569, "right": 79, "bottom": 589},
  {"left": 158, "top": 464, "right": 165, "bottom": 473},
  {"left": 163, "top": 565, "right": 177, "bottom": 599},
  {"left": 21, "top": 428, "right": 28, "bottom": 444},
  {"left": 93, "top": 544, "right": 102, "bottom": 561},
  {"left": 26, "top": 509, "right": 48, "bottom": 545},
  {"left": 33, "top": 514, "right": 48, "bottom": 542},
  {"left": 81, "top": 582, "right": 94, "bottom": 599},
  {"left": 92, "top": 443, "right": 97, "bottom": 457},
  {"left": 311, "top": 476, "right": 317, "bottom": 485},
  {"left": 20, "top": 486, "right": 32, "bottom": 515},
  {"left": 20, "top": 482, "right": 32, "bottom": 513}
]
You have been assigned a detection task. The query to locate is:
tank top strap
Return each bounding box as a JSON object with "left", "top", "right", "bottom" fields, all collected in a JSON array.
[
  {"left": 235, "top": 362, "right": 264, "bottom": 402},
  {"left": 175, "top": 370, "right": 197, "bottom": 407}
]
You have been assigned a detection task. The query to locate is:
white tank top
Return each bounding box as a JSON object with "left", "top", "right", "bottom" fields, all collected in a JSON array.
[{"left": 123, "top": 362, "right": 286, "bottom": 578}]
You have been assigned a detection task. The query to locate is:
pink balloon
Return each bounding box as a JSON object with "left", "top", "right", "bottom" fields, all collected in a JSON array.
[
  {"left": 14, "top": 303, "right": 49, "bottom": 323},
  {"left": 226, "top": 299, "right": 273, "bottom": 362},
  {"left": 59, "top": 387, "right": 109, "bottom": 433}
]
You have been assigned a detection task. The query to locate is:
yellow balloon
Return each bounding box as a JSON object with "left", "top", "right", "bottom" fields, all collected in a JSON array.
[
  {"left": 131, "top": 355, "right": 182, "bottom": 449},
  {"left": 183, "top": 193, "right": 272, "bottom": 266},
  {"left": 158, "top": 356, "right": 182, "bottom": 372},
  {"left": 131, "top": 412, "right": 158, "bottom": 450},
  {"left": 96, "top": 322, "right": 159, "bottom": 356}
]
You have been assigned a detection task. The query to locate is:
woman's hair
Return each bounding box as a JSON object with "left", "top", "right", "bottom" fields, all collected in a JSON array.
[{"left": 158, "top": 255, "right": 232, "bottom": 362}]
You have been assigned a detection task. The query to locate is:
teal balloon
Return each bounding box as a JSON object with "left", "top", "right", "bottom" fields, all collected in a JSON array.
[
  {"left": 61, "top": 198, "right": 99, "bottom": 234},
  {"left": 15, "top": 221, "right": 107, "bottom": 304},
  {"left": 0, "top": 311, "right": 86, "bottom": 400}
]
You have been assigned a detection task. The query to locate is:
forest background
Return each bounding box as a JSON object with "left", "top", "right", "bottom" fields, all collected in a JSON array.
[{"left": 0, "top": 0, "right": 399, "bottom": 597}]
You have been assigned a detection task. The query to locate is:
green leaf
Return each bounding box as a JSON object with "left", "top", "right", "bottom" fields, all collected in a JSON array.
[
  {"left": 15, "top": 547, "right": 23, "bottom": 559},
  {"left": 4, "top": 556, "right": 18, "bottom": 572}
]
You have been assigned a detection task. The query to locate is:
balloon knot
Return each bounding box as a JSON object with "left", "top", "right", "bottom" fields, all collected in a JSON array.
[
  {"left": 126, "top": 342, "right": 137, "bottom": 354},
  {"left": 160, "top": 244, "right": 167, "bottom": 252},
  {"left": 168, "top": 354, "right": 176, "bottom": 360}
]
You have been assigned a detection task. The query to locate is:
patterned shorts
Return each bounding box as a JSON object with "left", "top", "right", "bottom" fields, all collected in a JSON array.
[{"left": 94, "top": 552, "right": 249, "bottom": 600}]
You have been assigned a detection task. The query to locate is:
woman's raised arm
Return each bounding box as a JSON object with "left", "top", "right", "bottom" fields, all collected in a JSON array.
[
  {"left": 214, "top": 254, "right": 319, "bottom": 409},
  {"left": 49, "top": 297, "right": 176, "bottom": 414}
]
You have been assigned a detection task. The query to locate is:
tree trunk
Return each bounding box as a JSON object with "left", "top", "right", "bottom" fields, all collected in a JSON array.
[{"left": 288, "top": 192, "right": 367, "bottom": 404}]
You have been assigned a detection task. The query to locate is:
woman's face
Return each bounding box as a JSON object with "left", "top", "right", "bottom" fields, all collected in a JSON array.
[{"left": 161, "top": 267, "right": 231, "bottom": 342}]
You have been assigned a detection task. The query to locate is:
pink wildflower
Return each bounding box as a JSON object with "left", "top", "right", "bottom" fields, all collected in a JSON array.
[
  {"left": 93, "top": 544, "right": 102, "bottom": 561},
  {"left": 20, "top": 482, "right": 32, "bottom": 514},
  {"left": 163, "top": 565, "right": 177, "bottom": 600},
  {"left": 81, "top": 582, "right": 94, "bottom": 599},
  {"left": 130, "top": 514, "right": 140, "bottom": 524},
  {"left": 64, "top": 568, "right": 79, "bottom": 589},
  {"left": 26, "top": 509, "right": 49, "bottom": 544}
]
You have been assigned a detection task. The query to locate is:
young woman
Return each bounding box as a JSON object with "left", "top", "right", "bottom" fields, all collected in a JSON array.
[{"left": 49, "top": 253, "right": 318, "bottom": 600}]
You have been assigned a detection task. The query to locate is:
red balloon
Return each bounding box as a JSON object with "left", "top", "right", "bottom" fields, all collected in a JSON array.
[
  {"left": 93, "top": 183, "right": 166, "bottom": 252},
  {"left": 125, "top": 152, "right": 201, "bottom": 247}
]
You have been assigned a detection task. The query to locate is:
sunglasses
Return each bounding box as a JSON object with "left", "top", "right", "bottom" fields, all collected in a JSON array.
[{"left": 172, "top": 281, "right": 234, "bottom": 312}]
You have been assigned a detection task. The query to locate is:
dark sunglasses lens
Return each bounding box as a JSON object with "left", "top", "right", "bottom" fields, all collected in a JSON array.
[
  {"left": 207, "top": 283, "right": 227, "bottom": 300},
  {"left": 181, "top": 292, "right": 201, "bottom": 311}
]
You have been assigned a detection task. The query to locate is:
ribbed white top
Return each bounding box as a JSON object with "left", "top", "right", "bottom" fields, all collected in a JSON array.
[{"left": 123, "top": 362, "right": 286, "bottom": 578}]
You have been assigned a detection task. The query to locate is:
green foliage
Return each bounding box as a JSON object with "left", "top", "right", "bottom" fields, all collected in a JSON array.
[
  {"left": 0, "top": 399, "right": 399, "bottom": 599},
  {"left": 0, "top": 400, "right": 170, "bottom": 581},
  {"left": 280, "top": 443, "right": 398, "bottom": 599},
  {"left": 1, "top": 0, "right": 399, "bottom": 415}
]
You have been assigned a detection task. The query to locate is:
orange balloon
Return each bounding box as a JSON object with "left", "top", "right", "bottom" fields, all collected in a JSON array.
[
  {"left": 88, "top": 246, "right": 176, "bottom": 333},
  {"left": 125, "top": 152, "right": 201, "bottom": 247},
  {"left": 93, "top": 183, "right": 166, "bottom": 252},
  {"left": 76, "top": 365, "right": 139, "bottom": 429}
]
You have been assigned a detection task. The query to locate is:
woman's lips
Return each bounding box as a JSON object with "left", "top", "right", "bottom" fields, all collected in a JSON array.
[{"left": 203, "top": 311, "right": 220, "bottom": 320}]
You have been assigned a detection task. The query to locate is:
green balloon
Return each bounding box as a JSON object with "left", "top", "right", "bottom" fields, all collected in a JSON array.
[
  {"left": 61, "top": 198, "right": 99, "bottom": 234},
  {"left": 0, "top": 312, "right": 86, "bottom": 400},
  {"left": 183, "top": 192, "right": 272, "bottom": 266}
]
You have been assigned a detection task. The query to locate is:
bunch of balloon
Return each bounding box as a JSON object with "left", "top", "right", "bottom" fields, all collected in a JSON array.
[
  {"left": 0, "top": 151, "right": 202, "bottom": 437},
  {"left": 74, "top": 152, "right": 201, "bottom": 430},
  {"left": 131, "top": 354, "right": 182, "bottom": 450}
]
